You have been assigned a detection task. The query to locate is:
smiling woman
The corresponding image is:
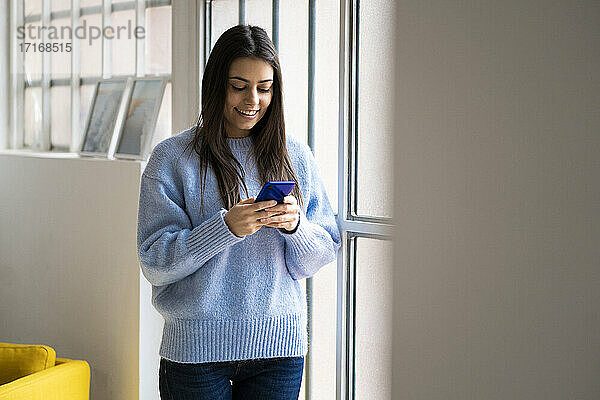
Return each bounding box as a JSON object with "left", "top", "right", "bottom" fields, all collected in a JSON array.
[{"left": 136, "top": 25, "right": 341, "bottom": 400}]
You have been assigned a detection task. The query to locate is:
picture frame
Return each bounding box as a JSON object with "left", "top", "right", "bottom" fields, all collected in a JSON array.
[
  {"left": 113, "top": 77, "right": 167, "bottom": 160},
  {"left": 79, "top": 78, "right": 129, "bottom": 158}
]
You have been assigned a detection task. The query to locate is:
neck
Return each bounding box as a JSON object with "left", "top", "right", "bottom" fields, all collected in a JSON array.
[
  {"left": 227, "top": 133, "right": 250, "bottom": 138},
  {"left": 224, "top": 121, "right": 251, "bottom": 138}
]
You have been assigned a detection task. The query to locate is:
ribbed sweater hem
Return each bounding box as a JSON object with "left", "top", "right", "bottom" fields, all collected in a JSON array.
[{"left": 159, "top": 314, "right": 307, "bottom": 363}]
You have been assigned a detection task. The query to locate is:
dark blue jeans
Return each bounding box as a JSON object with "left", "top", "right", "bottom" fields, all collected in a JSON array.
[{"left": 159, "top": 356, "right": 304, "bottom": 400}]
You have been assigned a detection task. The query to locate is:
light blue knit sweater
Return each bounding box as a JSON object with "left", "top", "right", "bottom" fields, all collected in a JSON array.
[{"left": 137, "top": 127, "right": 341, "bottom": 363}]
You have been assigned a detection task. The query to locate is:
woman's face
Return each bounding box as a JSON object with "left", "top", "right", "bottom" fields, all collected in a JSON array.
[{"left": 223, "top": 57, "right": 274, "bottom": 138}]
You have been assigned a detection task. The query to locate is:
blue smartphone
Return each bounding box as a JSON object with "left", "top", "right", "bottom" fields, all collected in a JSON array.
[{"left": 254, "top": 181, "right": 295, "bottom": 204}]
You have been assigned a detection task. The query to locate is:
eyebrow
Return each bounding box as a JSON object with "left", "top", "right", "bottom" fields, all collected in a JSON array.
[{"left": 229, "top": 76, "right": 273, "bottom": 83}]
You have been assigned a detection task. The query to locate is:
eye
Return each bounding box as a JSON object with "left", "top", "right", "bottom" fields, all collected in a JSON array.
[
  {"left": 231, "top": 85, "right": 245, "bottom": 91},
  {"left": 258, "top": 87, "right": 272, "bottom": 93}
]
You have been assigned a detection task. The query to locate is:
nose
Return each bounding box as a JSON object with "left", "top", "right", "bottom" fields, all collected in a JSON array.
[{"left": 245, "top": 87, "right": 259, "bottom": 106}]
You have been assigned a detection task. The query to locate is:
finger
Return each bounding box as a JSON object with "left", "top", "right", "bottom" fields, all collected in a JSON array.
[
  {"left": 259, "top": 214, "right": 295, "bottom": 224},
  {"left": 268, "top": 206, "right": 299, "bottom": 216},
  {"left": 263, "top": 222, "right": 283, "bottom": 228},
  {"left": 267, "top": 203, "right": 300, "bottom": 214},
  {"left": 251, "top": 200, "right": 278, "bottom": 211},
  {"left": 239, "top": 197, "right": 255, "bottom": 205},
  {"left": 261, "top": 206, "right": 298, "bottom": 220},
  {"left": 264, "top": 204, "right": 288, "bottom": 213},
  {"left": 269, "top": 211, "right": 286, "bottom": 217},
  {"left": 263, "top": 222, "right": 293, "bottom": 229},
  {"left": 255, "top": 210, "right": 282, "bottom": 220}
]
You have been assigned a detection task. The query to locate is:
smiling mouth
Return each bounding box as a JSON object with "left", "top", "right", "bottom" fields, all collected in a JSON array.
[{"left": 234, "top": 107, "right": 259, "bottom": 117}]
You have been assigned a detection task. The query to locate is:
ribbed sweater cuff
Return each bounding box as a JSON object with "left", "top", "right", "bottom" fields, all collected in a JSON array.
[
  {"left": 185, "top": 209, "right": 244, "bottom": 261},
  {"left": 280, "top": 212, "right": 316, "bottom": 256}
]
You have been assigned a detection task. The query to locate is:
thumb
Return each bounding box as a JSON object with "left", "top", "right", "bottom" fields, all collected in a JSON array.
[{"left": 239, "top": 197, "right": 255, "bottom": 205}]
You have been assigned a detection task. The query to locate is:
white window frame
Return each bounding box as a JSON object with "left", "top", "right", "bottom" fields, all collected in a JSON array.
[{"left": 336, "top": 1, "right": 394, "bottom": 399}]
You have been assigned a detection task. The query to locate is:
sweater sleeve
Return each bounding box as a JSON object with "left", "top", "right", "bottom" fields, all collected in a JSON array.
[
  {"left": 137, "top": 174, "right": 244, "bottom": 286},
  {"left": 279, "top": 147, "right": 341, "bottom": 280}
]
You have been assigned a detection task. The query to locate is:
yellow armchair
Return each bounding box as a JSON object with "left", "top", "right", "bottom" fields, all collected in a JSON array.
[{"left": 0, "top": 343, "right": 90, "bottom": 400}]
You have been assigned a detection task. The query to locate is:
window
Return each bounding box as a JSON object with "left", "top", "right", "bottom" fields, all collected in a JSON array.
[
  {"left": 11, "top": 0, "right": 172, "bottom": 152},
  {"left": 206, "top": 1, "right": 394, "bottom": 399}
]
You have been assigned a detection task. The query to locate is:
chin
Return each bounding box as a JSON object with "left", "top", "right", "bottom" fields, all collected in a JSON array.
[
  {"left": 243, "top": 118, "right": 262, "bottom": 129},
  {"left": 239, "top": 122, "right": 257, "bottom": 131}
]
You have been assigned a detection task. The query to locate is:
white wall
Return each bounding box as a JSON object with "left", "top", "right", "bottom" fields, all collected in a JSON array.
[
  {"left": 0, "top": 153, "right": 161, "bottom": 400},
  {"left": 393, "top": 1, "right": 600, "bottom": 399}
]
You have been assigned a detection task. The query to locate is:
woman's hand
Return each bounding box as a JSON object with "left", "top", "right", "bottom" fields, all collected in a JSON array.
[
  {"left": 260, "top": 195, "right": 300, "bottom": 232},
  {"left": 223, "top": 197, "right": 279, "bottom": 237}
]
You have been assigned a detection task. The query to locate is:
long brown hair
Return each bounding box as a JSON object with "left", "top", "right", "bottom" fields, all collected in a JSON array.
[{"left": 181, "top": 25, "right": 303, "bottom": 211}]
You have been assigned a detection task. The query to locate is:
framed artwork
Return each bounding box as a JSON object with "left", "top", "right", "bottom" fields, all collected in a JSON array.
[
  {"left": 114, "top": 77, "right": 167, "bottom": 160},
  {"left": 79, "top": 78, "right": 129, "bottom": 157}
]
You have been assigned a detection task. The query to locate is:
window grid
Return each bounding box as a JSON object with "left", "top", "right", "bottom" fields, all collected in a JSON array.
[
  {"left": 70, "top": 0, "right": 81, "bottom": 150},
  {"left": 306, "top": 1, "right": 315, "bottom": 398},
  {"left": 14, "top": 0, "right": 172, "bottom": 151},
  {"left": 24, "top": 0, "right": 172, "bottom": 23},
  {"left": 271, "top": 0, "right": 278, "bottom": 50},
  {"left": 102, "top": 0, "right": 112, "bottom": 79},
  {"left": 238, "top": 0, "right": 244, "bottom": 25},
  {"left": 204, "top": 0, "right": 280, "bottom": 59},
  {"left": 203, "top": 0, "right": 211, "bottom": 66},
  {"left": 135, "top": 0, "right": 145, "bottom": 77},
  {"left": 11, "top": 0, "right": 25, "bottom": 149},
  {"left": 41, "top": 0, "right": 51, "bottom": 150}
]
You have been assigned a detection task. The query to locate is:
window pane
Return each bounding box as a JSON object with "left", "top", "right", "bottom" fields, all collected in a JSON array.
[
  {"left": 80, "top": 84, "right": 96, "bottom": 140},
  {"left": 150, "top": 81, "right": 172, "bottom": 151},
  {"left": 51, "top": 18, "right": 71, "bottom": 79},
  {"left": 25, "top": 87, "right": 42, "bottom": 147},
  {"left": 311, "top": 259, "right": 338, "bottom": 400},
  {"left": 24, "top": 22, "right": 43, "bottom": 83},
  {"left": 51, "top": 85, "right": 72, "bottom": 148},
  {"left": 51, "top": 0, "right": 71, "bottom": 12},
  {"left": 310, "top": 2, "right": 341, "bottom": 390},
  {"left": 355, "top": 237, "right": 393, "bottom": 400},
  {"left": 279, "top": 0, "right": 308, "bottom": 144},
  {"left": 111, "top": 10, "right": 136, "bottom": 76},
  {"left": 245, "top": 0, "right": 272, "bottom": 38},
  {"left": 210, "top": 0, "right": 238, "bottom": 51},
  {"left": 80, "top": 14, "right": 102, "bottom": 77},
  {"left": 80, "top": 0, "right": 100, "bottom": 6},
  {"left": 356, "top": 0, "right": 394, "bottom": 218},
  {"left": 314, "top": 0, "right": 340, "bottom": 211},
  {"left": 25, "top": 0, "right": 41, "bottom": 16},
  {"left": 145, "top": 5, "right": 172, "bottom": 75}
]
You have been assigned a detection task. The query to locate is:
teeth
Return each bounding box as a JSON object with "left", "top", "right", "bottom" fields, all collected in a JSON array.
[{"left": 236, "top": 108, "right": 259, "bottom": 116}]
